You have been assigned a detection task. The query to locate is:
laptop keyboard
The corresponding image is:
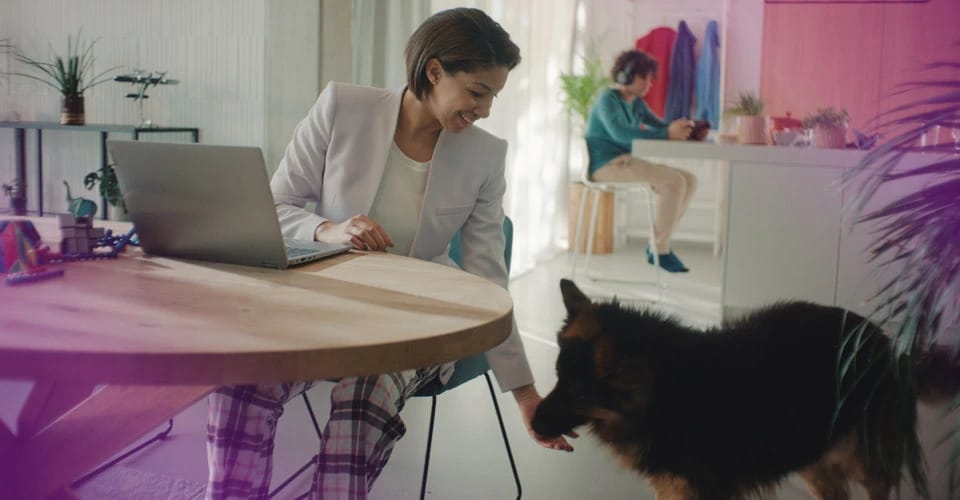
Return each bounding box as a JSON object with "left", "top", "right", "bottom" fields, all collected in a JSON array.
[{"left": 285, "top": 246, "right": 319, "bottom": 258}]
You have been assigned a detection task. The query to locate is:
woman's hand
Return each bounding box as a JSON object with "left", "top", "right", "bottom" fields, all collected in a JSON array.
[
  {"left": 512, "top": 384, "right": 577, "bottom": 452},
  {"left": 667, "top": 118, "right": 695, "bottom": 140},
  {"left": 315, "top": 215, "right": 394, "bottom": 251}
]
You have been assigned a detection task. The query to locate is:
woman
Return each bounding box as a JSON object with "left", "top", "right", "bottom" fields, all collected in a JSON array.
[
  {"left": 585, "top": 49, "right": 702, "bottom": 273},
  {"left": 206, "top": 8, "right": 574, "bottom": 500}
]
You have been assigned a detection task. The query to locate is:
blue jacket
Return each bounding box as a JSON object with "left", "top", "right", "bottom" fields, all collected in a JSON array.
[
  {"left": 585, "top": 87, "right": 668, "bottom": 175},
  {"left": 665, "top": 20, "right": 697, "bottom": 122},
  {"left": 695, "top": 20, "right": 721, "bottom": 129}
]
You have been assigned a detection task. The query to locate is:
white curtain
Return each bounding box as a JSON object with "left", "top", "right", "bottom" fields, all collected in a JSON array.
[
  {"left": 351, "top": 0, "right": 430, "bottom": 88},
  {"left": 430, "top": 0, "right": 578, "bottom": 275}
]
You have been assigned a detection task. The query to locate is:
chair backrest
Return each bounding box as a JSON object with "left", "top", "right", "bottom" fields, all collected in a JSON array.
[
  {"left": 446, "top": 216, "right": 512, "bottom": 271},
  {"left": 414, "top": 216, "right": 513, "bottom": 396}
]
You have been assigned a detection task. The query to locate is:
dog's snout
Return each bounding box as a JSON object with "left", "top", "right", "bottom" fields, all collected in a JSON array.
[
  {"left": 531, "top": 405, "right": 564, "bottom": 437},
  {"left": 531, "top": 391, "right": 583, "bottom": 438}
]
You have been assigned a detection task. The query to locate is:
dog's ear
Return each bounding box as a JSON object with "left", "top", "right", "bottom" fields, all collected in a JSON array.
[{"left": 560, "top": 279, "right": 591, "bottom": 316}]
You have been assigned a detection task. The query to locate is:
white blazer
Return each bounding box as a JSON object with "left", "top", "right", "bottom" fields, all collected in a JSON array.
[{"left": 270, "top": 82, "right": 534, "bottom": 392}]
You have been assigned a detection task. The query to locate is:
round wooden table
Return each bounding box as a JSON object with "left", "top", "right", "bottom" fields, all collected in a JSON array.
[{"left": 0, "top": 216, "right": 513, "bottom": 499}]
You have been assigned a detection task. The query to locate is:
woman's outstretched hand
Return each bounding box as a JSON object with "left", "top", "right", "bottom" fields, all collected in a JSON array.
[
  {"left": 315, "top": 215, "right": 395, "bottom": 251},
  {"left": 512, "top": 384, "right": 577, "bottom": 452}
]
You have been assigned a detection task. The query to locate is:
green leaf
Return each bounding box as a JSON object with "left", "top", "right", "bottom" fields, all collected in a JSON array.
[
  {"left": 839, "top": 43, "right": 960, "bottom": 499},
  {"left": 725, "top": 91, "right": 764, "bottom": 116},
  {"left": 2, "top": 30, "right": 117, "bottom": 96},
  {"left": 559, "top": 54, "right": 611, "bottom": 128}
]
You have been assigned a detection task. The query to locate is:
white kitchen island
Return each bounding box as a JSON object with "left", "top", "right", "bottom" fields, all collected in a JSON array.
[{"left": 633, "top": 140, "right": 940, "bottom": 320}]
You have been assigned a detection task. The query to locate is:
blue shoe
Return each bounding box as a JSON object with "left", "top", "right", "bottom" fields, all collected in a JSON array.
[{"left": 646, "top": 246, "right": 690, "bottom": 273}]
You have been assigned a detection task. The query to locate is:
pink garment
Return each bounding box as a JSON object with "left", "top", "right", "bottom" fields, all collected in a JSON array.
[{"left": 635, "top": 27, "right": 677, "bottom": 119}]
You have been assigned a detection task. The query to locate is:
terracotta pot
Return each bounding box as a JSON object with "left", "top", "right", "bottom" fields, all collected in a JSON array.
[
  {"left": 813, "top": 125, "right": 846, "bottom": 149},
  {"left": 736, "top": 115, "right": 767, "bottom": 145},
  {"left": 60, "top": 95, "right": 85, "bottom": 125}
]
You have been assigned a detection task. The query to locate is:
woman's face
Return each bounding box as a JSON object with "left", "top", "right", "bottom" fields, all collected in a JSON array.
[{"left": 425, "top": 59, "right": 509, "bottom": 133}]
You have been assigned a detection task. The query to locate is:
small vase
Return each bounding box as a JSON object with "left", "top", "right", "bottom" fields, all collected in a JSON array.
[
  {"left": 736, "top": 116, "right": 767, "bottom": 145},
  {"left": 60, "top": 95, "right": 85, "bottom": 125},
  {"left": 10, "top": 194, "right": 27, "bottom": 216},
  {"left": 813, "top": 126, "right": 846, "bottom": 149}
]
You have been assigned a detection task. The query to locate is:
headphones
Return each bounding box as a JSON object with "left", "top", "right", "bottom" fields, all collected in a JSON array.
[{"left": 615, "top": 59, "right": 636, "bottom": 85}]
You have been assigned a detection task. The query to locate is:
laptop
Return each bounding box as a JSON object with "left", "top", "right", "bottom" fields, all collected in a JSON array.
[{"left": 106, "top": 140, "right": 351, "bottom": 269}]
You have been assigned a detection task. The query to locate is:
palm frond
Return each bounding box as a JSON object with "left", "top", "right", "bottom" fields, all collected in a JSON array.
[
  {"left": 560, "top": 54, "right": 610, "bottom": 128},
  {"left": 841, "top": 44, "right": 960, "bottom": 498}
]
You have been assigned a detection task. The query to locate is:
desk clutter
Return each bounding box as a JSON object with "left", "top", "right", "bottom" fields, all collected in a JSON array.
[{"left": 0, "top": 215, "right": 137, "bottom": 285}]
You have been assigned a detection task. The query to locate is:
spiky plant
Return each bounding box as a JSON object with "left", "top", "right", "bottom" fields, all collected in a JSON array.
[
  {"left": 803, "top": 106, "right": 850, "bottom": 129},
  {"left": 560, "top": 54, "right": 610, "bottom": 128},
  {"left": 842, "top": 46, "right": 960, "bottom": 497},
  {"left": 4, "top": 30, "right": 117, "bottom": 97},
  {"left": 726, "top": 91, "right": 765, "bottom": 116},
  {"left": 0, "top": 38, "right": 12, "bottom": 85}
]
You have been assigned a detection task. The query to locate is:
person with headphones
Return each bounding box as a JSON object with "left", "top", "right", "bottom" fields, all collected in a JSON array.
[{"left": 584, "top": 49, "right": 704, "bottom": 273}]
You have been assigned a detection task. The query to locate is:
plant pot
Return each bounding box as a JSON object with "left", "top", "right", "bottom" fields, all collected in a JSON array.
[
  {"left": 813, "top": 125, "right": 846, "bottom": 149},
  {"left": 109, "top": 205, "right": 130, "bottom": 222},
  {"left": 60, "top": 95, "right": 85, "bottom": 125},
  {"left": 736, "top": 116, "right": 767, "bottom": 145},
  {"left": 9, "top": 195, "right": 27, "bottom": 215}
]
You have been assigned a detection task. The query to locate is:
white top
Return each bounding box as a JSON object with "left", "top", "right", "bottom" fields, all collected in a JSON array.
[{"left": 369, "top": 142, "right": 430, "bottom": 256}]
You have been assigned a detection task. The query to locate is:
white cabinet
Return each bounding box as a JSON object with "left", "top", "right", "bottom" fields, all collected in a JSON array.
[
  {"left": 631, "top": 140, "right": 937, "bottom": 320},
  {"left": 724, "top": 162, "right": 842, "bottom": 312}
]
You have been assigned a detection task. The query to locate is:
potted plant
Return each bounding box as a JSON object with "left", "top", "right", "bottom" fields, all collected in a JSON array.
[
  {"left": 842, "top": 53, "right": 960, "bottom": 496},
  {"left": 559, "top": 53, "right": 612, "bottom": 254},
  {"left": 803, "top": 106, "right": 849, "bottom": 149},
  {"left": 4, "top": 31, "right": 117, "bottom": 125},
  {"left": 559, "top": 54, "right": 610, "bottom": 130},
  {"left": 83, "top": 163, "right": 125, "bottom": 216},
  {"left": 726, "top": 91, "right": 766, "bottom": 145}
]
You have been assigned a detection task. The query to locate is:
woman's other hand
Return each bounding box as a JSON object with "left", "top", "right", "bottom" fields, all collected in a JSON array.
[
  {"left": 315, "top": 215, "right": 395, "bottom": 251},
  {"left": 512, "top": 384, "right": 577, "bottom": 452},
  {"left": 667, "top": 118, "right": 695, "bottom": 140}
]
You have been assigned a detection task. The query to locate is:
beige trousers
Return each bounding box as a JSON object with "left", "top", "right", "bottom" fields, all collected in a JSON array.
[{"left": 592, "top": 154, "right": 698, "bottom": 253}]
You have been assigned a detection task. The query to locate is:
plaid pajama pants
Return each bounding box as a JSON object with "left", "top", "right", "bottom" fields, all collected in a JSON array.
[{"left": 205, "top": 366, "right": 443, "bottom": 500}]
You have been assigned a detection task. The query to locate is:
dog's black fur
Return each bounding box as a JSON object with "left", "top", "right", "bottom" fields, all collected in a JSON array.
[{"left": 531, "top": 279, "right": 936, "bottom": 499}]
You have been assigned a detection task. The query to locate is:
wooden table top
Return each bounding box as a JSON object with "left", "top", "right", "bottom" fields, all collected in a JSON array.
[{"left": 0, "top": 217, "right": 513, "bottom": 385}]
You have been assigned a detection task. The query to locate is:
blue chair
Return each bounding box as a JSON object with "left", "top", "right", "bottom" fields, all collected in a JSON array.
[
  {"left": 414, "top": 216, "right": 520, "bottom": 500},
  {"left": 271, "top": 217, "right": 521, "bottom": 500}
]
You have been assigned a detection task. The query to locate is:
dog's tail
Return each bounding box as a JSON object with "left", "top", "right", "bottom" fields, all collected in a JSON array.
[{"left": 914, "top": 345, "right": 960, "bottom": 405}]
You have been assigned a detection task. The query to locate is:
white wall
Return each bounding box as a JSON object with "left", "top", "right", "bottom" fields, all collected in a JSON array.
[{"left": 0, "top": 0, "right": 323, "bottom": 215}]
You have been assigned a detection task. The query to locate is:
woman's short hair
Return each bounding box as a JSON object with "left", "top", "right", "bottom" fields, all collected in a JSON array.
[
  {"left": 611, "top": 50, "right": 658, "bottom": 84},
  {"left": 406, "top": 8, "right": 521, "bottom": 99}
]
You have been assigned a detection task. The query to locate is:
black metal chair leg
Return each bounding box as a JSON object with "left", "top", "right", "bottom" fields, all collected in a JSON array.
[
  {"left": 269, "top": 392, "right": 323, "bottom": 498},
  {"left": 419, "top": 395, "right": 439, "bottom": 500},
  {"left": 72, "top": 419, "right": 175, "bottom": 488},
  {"left": 302, "top": 391, "right": 323, "bottom": 439},
  {"left": 485, "top": 373, "right": 522, "bottom": 499},
  {"left": 269, "top": 455, "right": 317, "bottom": 498}
]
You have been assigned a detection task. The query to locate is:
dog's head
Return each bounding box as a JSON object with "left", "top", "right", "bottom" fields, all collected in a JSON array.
[{"left": 531, "top": 279, "right": 653, "bottom": 438}]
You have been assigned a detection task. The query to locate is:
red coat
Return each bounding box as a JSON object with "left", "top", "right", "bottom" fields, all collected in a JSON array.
[{"left": 635, "top": 27, "right": 677, "bottom": 119}]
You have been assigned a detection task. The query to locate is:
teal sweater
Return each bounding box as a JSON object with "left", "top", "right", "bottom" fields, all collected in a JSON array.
[{"left": 585, "top": 88, "right": 668, "bottom": 175}]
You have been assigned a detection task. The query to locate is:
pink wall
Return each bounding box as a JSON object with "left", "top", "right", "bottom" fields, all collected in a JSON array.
[{"left": 760, "top": 0, "right": 960, "bottom": 136}]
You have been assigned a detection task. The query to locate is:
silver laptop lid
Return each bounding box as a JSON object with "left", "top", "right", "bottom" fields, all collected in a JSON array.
[{"left": 107, "top": 140, "right": 291, "bottom": 268}]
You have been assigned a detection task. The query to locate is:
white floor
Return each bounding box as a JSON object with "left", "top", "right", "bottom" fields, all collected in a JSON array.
[{"left": 2, "top": 239, "right": 958, "bottom": 499}]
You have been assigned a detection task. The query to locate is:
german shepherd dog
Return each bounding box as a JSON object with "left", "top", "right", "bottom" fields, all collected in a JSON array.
[{"left": 531, "top": 279, "right": 953, "bottom": 499}]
